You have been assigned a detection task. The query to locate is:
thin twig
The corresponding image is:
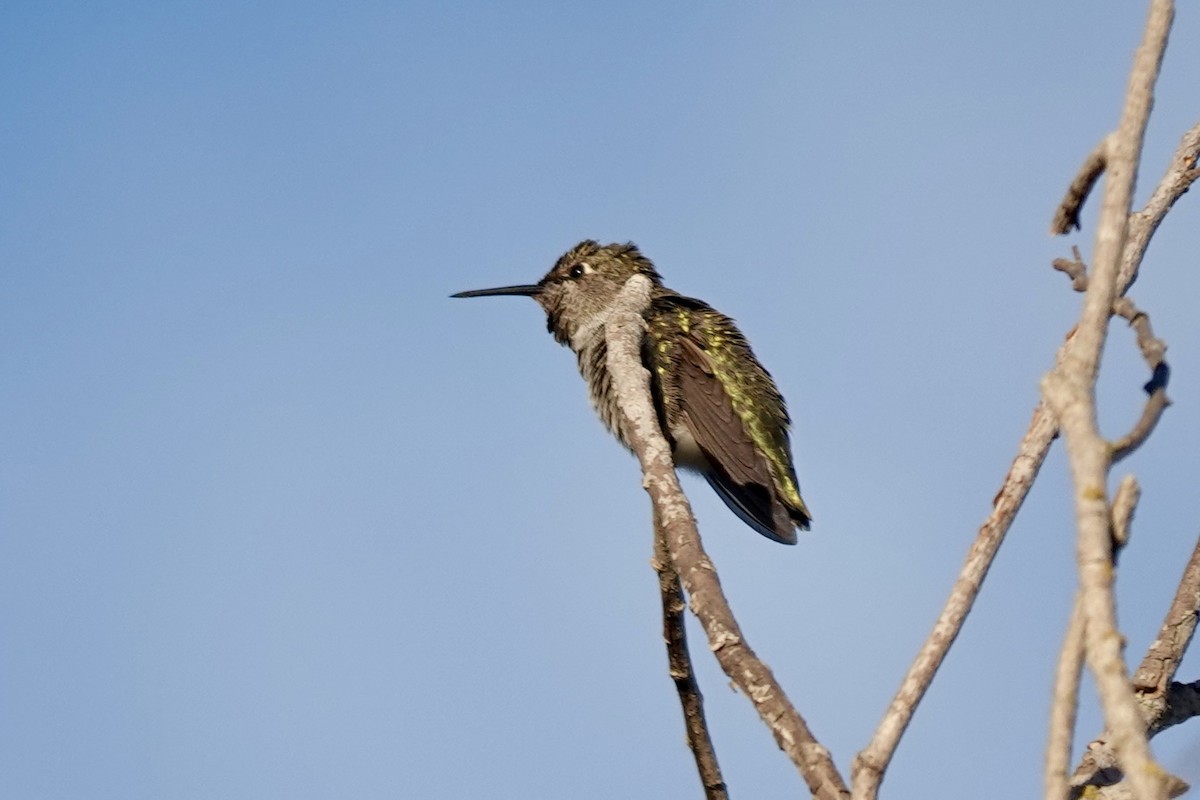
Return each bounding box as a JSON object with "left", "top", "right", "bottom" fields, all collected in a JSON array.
[
  {"left": 1113, "top": 299, "right": 1167, "bottom": 369},
  {"left": 1048, "top": 116, "right": 1196, "bottom": 247},
  {"left": 1041, "top": 3, "right": 1174, "bottom": 799},
  {"left": 1041, "top": 278, "right": 1172, "bottom": 465},
  {"left": 1052, "top": 136, "right": 1112, "bottom": 234},
  {"left": 1045, "top": 594, "right": 1087, "bottom": 800},
  {"left": 652, "top": 511, "right": 728, "bottom": 800},
  {"left": 604, "top": 274, "right": 849, "bottom": 800},
  {"left": 1111, "top": 381, "right": 1171, "bottom": 465},
  {"left": 1118, "top": 121, "right": 1200, "bottom": 294},
  {"left": 851, "top": 397, "right": 1059, "bottom": 799},
  {"left": 1110, "top": 297, "right": 1171, "bottom": 464}
]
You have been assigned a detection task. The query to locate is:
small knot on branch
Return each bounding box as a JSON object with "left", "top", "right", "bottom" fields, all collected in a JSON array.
[
  {"left": 1053, "top": 246, "right": 1090, "bottom": 291},
  {"left": 1110, "top": 474, "right": 1140, "bottom": 560},
  {"left": 1109, "top": 296, "right": 1171, "bottom": 463}
]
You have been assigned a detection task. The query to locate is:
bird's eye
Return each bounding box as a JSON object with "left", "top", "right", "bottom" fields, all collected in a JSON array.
[{"left": 569, "top": 264, "right": 586, "bottom": 279}]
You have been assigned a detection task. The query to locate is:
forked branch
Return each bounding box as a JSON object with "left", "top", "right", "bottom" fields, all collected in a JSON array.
[
  {"left": 1068, "top": 534, "right": 1200, "bottom": 799},
  {"left": 855, "top": 5, "right": 1197, "bottom": 799},
  {"left": 652, "top": 511, "right": 727, "bottom": 799},
  {"left": 605, "top": 274, "right": 849, "bottom": 800},
  {"left": 851, "top": 400, "right": 1058, "bottom": 799},
  {"left": 1040, "top": 0, "right": 1175, "bottom": 794}
]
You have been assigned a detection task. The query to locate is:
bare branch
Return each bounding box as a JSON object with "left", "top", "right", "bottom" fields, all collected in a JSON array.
[
  {"left": 1052, "top": 47, "right": 1198, "bottom": 253},
  {"left": 1112, "top": 299, "right": 1167, "bottom": 369},
  {"left": 1045, "top": 595, "right": 1087, "bottom": 800},
  {"left": 1047, "top": 478, "right": 1139, "bottom": 800},
  {"left": 1055, "top": 100, "right": 1198, "bottom": 800},
  {"left": 1041, "top": 3, "right": 1175, "bottom": 798},
  {"left": 603, "top": 274, "right": 849, "bottom": 800},
  {"left": 1069, "top": 535, "right": 1200, "bottom": 799},
  {"left": 1119, "top": 121, "right": 1200, "bottom": 293},
  {"left": 1052, "top": 136, "right": 1111, "bottom": 234},
  {"left": 852, "top": 237, "right": 1163, "bottom": 798},
  {"left": 1111, "top": 380, "right": 1171, "bottom": 465},
  {"left": 1132, "top": 535, "right": 1200, "bottom": 698},
  {"left": 1110, "top": 476, "right": 1141, "bottom": 553},
  {"left": 652, "top": 511, "right": 727, "bottom": 800},
  {"left": 851, "top": 399, "right": 1059, "bottom": 799}
]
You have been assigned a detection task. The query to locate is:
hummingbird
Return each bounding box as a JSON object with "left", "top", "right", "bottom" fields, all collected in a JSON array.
[{"left": 452, "top": 240, "right": 811, "bottom": 544}]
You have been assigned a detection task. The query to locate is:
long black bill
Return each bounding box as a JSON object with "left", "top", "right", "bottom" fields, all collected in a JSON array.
[{"left": 450, "top": 284, "right": 541, "bottom": 299}]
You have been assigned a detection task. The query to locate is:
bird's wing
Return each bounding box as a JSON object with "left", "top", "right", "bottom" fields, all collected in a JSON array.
[
  {"left": 675, "top": 335, "right": 797, "bottom": 544},
  {"left": 674, "top": 335, "right": 770, "bottom": 488}
]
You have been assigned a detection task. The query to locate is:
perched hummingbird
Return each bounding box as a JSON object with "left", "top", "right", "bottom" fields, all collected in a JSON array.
[{"left": 452, "top": 240, "right": 811, "bottom": 544}]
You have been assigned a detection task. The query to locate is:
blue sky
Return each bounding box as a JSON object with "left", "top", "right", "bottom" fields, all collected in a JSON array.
[{"left": 4, "top": 3, "right": 1200, "bottom": 798}]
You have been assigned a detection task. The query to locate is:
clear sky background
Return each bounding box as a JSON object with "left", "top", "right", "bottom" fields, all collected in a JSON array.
[{"left": 4, "top": 3, "right": 1200, "bottom": 798}]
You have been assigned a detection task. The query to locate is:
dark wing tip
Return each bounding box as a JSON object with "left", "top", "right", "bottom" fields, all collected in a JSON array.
[
  {"left": 703, "top": 473, "right": 799, "bottom": 545},
  {"left": 791, "top": 507, "right": 812, "bottom": 533}
]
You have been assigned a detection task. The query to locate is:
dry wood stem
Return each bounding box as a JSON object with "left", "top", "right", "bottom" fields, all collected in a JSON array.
[
  {"left": 1110, "top": 298, "right": 1171, "bottom": 464},
  {"left": 1069, "top": 534, "right": 1200, "bottom": 799},
  {"left": 858, "top": 5, "right": 1197, "bottom": 799},
  {"left": 852, "top": 400, "right": 1058, "bottom": 799},
  {"left": 652, "top": 510, "right": 727, "bottom": 799},
  {"left": 1132, "top": 535, "right": 1200, "bottom": 698},
  {"left": 1045, "top": 594, "right": 1087, "bottom": 800},
  {"left": 1041, "top": 3, "right": 1175, "bottom": 797},
  {"left": 1053, "top": 137, "right": 1112, "bottom": 235}
]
